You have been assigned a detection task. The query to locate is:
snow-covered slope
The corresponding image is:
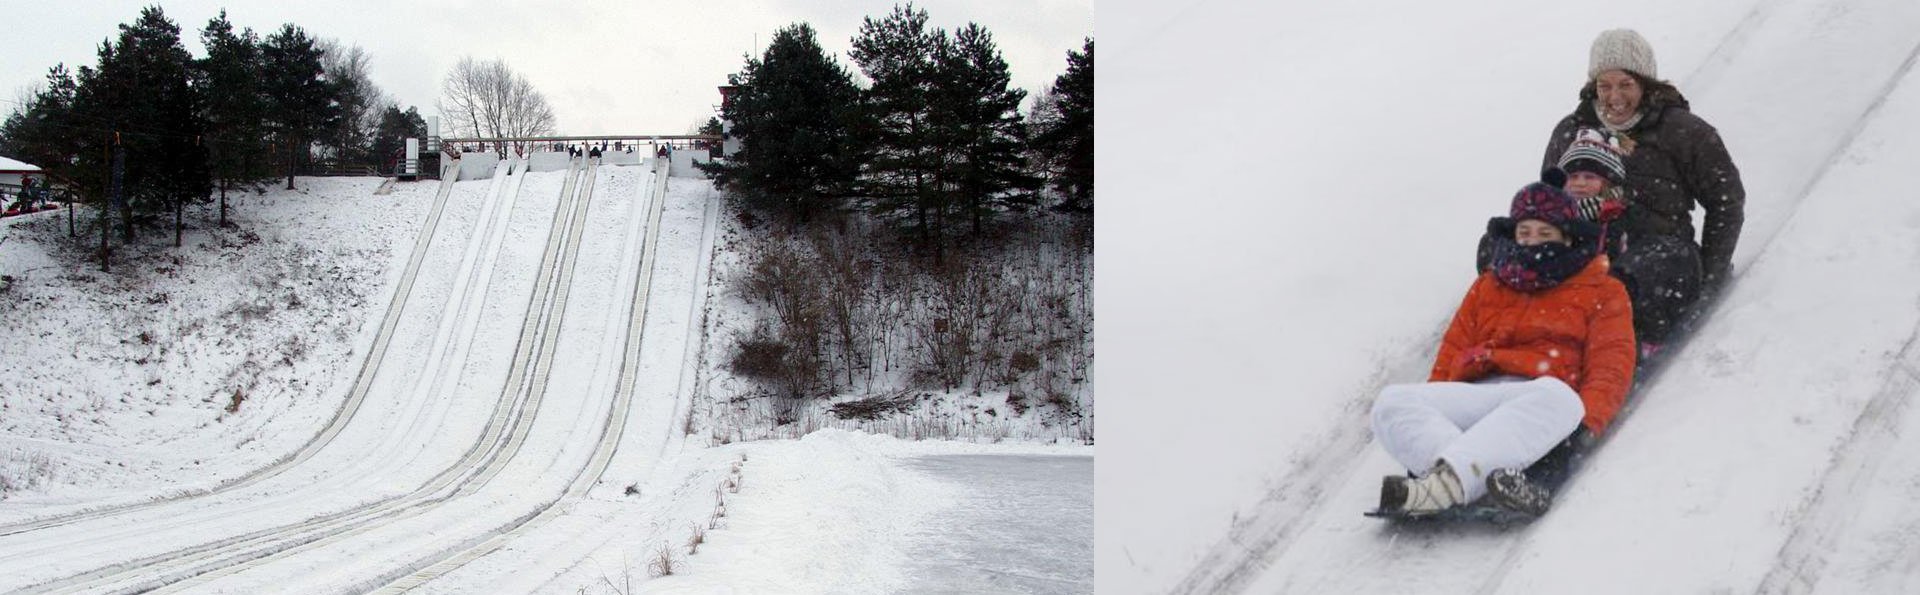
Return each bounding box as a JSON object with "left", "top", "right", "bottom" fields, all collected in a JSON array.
[
  {"left": 1100, "top": 0, "right": 1920, "bottom": 593},
  {"left": 0, "top": 150, "right": 1093, "bottom": 592}
]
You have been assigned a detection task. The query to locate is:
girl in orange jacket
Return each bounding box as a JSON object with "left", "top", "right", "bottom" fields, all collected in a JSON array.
[{"left": 1372, "top": 175, "right": 1637, "bottom": 516}]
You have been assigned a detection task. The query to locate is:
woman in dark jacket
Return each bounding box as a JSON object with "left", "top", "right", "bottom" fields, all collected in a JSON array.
[{"left": 1543, "top": 29, "right": 1744, "bottom": 355}]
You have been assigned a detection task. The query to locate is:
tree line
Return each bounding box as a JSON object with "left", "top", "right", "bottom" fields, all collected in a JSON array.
[
  {"left": 0, "top": 6, "right": 427, "bottom": 253},
  {"left": 700, "top": 4, "right": 1094, "bottom": 253}
]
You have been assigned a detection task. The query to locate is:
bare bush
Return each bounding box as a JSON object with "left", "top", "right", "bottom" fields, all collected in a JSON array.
[
  {"left": 647, "top": 542, "right": 677, "bottom": 577},
  {"left": 713, "top": 211, "right": 1094, "bottom": 442},
  {"left": 0, "top": 452, "right": 56, "bottom": 498},
  {"left": 686, "top": 522, "right": 706, "bottom": 555}
]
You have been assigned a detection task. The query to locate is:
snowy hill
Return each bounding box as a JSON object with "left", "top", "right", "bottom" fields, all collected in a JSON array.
[
  {"left": 0, "top": 157, "right": 1091, "bottom": 593},
  {"left": 1100, "top": 0, "right": 1920, "bottom": 593}
]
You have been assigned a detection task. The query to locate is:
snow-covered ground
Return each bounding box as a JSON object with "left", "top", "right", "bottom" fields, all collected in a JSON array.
[
  {"left": 1101, "top": 0, "right": 1920, "bottom": 593},
  {"left": 0, "top": 154, "right": 1093, "bottom": 593}
]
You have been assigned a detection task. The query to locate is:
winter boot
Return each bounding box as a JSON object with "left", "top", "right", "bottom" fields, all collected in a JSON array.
[
  {"left": 1485, "top": 468, "right": 1552, "bottom": 516},
  {"left": 1379, "top": 460, "right": 1466, "bottom": 514}
]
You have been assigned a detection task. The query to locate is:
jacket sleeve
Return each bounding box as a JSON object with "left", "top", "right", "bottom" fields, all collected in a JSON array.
[
  {"left": 1430, "top": 277, "right": 1489, "bottom": 382},
  {"left": 1542, "top": 116, "right": 1578, "bottom": 172},
  {"left": 1577, "top": 276, "right": 1639, "bottom": 434},
  {"left": 1677, "top": 113, "right": 1746, "bottom": 291}
]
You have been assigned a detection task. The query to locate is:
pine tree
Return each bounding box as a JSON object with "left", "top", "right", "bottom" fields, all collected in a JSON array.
[
  {"left": 0, "top": 65, "right": 84, "bottom": 203},
  {"left": 196, "top": 10, "right": 270, "bottom": 225},
  {"left": 1031, "top": 38, "right": 1093, "bottom": 213},
  {"left": 850, "top": 3, "right": 948, "bottom": 248},
  {"left": 367, "top": 105, "right": 427, "bottom": 170},
  {"left": 932, "top": 23, "right": 1042, "bottom": 234},
  {"left": 70, "top": 6, "right": 210, "bottom": 244},
  {"left": 700, "top": 23, "right": 863, "bottom": 222},
  {"left": 261, "top": 24, "right": 341, "bottom": 190}
]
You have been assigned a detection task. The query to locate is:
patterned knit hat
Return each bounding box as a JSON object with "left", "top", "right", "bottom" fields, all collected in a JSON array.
[
  {"left": 1558, "top": 129, "right": 1627, "bottom": 184},
  {"left": 1509, "top": 178, "right": 1580, "bottom": 228},
  {"left": 1589, "top": 29, "right": 1658, "bottom": 80}
]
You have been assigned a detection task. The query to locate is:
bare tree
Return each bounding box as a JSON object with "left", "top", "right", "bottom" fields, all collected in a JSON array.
[
  {"left": 317, "top": 39, "right": 389, "bottom": 163},
  {"left": 436, "top": 57, "right": 556, "bottom": 156}
]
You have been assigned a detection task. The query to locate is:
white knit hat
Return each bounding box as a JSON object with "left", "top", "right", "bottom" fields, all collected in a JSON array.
[{"left": 1589, "top": 29, "right": 1658, "bottom": 80}]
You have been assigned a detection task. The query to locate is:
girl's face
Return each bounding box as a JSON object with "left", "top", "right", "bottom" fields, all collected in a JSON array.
[
  {"left": 1515, "top": 219, "right": 1567, "bottom": 246},
  {"left": 1564, "top": 170, "right": 1611, "bottom": 199},
  {"left": 1594, "top": 70, "right": 1644, "bottom": 126}
]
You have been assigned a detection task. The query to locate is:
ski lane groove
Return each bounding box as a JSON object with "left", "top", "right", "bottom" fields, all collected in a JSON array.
[
  {"left": 514, "top": 166, "right": 720, "bottom": 595},
  {"left": 1471, "top": 30, "right": 1920, "bottom": 595},
  {"left": 0, "top": 170, "right": 463, "bottom": 538},
  {"left": 1750, "top": 40, "right": 1920, "bottom": 595},
  {"left": 12, "top": 159, "right": 574, "bottom": 593},
  {"left": 1755, "top": 327, "right": 1920, "bottom": 594},
  {"left": 1167, "top": 334, "right": 1442, "bottom": 595},
  {"left": 141, "top": 159, "right": 606, "bottom": 593},
  {"left": 0, "top": 163, "right": 509, "bottom": 576},
  {"left": 372, "top": 157, "right": 675, "bottom": 592}
]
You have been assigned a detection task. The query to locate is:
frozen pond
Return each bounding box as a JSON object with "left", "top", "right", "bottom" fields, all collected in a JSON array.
[{"left": 899, "top": 454, "right": 1094, "bottom": 594}]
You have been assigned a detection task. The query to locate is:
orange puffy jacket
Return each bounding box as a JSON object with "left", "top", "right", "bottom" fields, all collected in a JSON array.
[{"left": 1428, "top": 255, "right": 1637, "bottom": 434}]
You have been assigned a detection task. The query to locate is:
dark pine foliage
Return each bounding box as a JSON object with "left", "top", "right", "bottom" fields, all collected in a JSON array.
[
  {"left": 849, "top": 4, "right": 947, "bottom": 246},
  {"left": 699, "top": 23, "right": 864, "bottom": 223},
  {"left": 71, "top": 6, "right": 211, "bottom": 242},
  {"left": 851, "top": 4, "right": 1042, "bottom": 250},
  {"left": 260, "top": 24, "right": 341, "bottom": 190},
  {"left": 367, "top": 106, "right": 428, "bottom": 170},
  {"left": 1031, "top": 38, "right": 1094, "bottom": 213},
  {"left": 932, "top": 23, "right": 1043, "bottom": 234},
  {"left": 196, "top": 10, "right": 273, "bottom": 223}
]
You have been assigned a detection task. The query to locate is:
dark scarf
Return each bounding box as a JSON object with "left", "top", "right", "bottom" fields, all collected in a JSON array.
[{"left": 1485, "top": 217, "right": 1600, "bottom": 292}]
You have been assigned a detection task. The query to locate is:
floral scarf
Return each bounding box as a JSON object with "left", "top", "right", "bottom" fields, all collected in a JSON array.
[{"left": 1485, "top": 217, "right": 1600, "bottom": 292}]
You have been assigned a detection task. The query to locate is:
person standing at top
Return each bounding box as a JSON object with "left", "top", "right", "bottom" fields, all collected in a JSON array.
[{"left": 1543, "top": 28, "right": 1744, "bottom": 357}]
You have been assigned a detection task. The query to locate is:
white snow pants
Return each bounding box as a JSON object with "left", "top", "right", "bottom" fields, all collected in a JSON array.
[{"left": 1369, "top": 376, "right": 1584, "bottom": 502}]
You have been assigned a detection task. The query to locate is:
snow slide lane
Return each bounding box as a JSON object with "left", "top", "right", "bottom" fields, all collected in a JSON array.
[
  {"left": 414, "top": 163, "right": 726, "bottom": 594},
  {"left": 0, "top": 158, "right": 586, "bottom": 592},
  {"left": 1179, "top": 0, "right": 1920, "bottom": 592},
  {"left": 134, "top": 159, "right": 665, "bottom": 593},
  {"left": 119, "top": 159, "right": 603, "bottom": 593},
  {"left": 0, "top": 169, "right": 465, "bottom": 538},
  {"left": 0, "top": 159, "right": 539, "bottom": 592}
]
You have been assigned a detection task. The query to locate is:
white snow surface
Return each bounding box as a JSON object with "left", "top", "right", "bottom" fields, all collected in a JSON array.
[
  {"left": 1102, "top": 0, "right": 1920, "bottom": 593},
  {"left": 0, "top": 155, "right": 1093, "bottom": 593}
]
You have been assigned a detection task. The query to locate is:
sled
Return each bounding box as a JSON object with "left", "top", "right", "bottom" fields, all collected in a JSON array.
[{"left": 1365, "top": 296, "right": 1714, "bottom": 525}]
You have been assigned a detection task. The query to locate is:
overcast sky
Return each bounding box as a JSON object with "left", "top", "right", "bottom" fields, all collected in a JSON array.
[{"left": 0, "top": 1, "right": 1093, "bottom": 136}]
